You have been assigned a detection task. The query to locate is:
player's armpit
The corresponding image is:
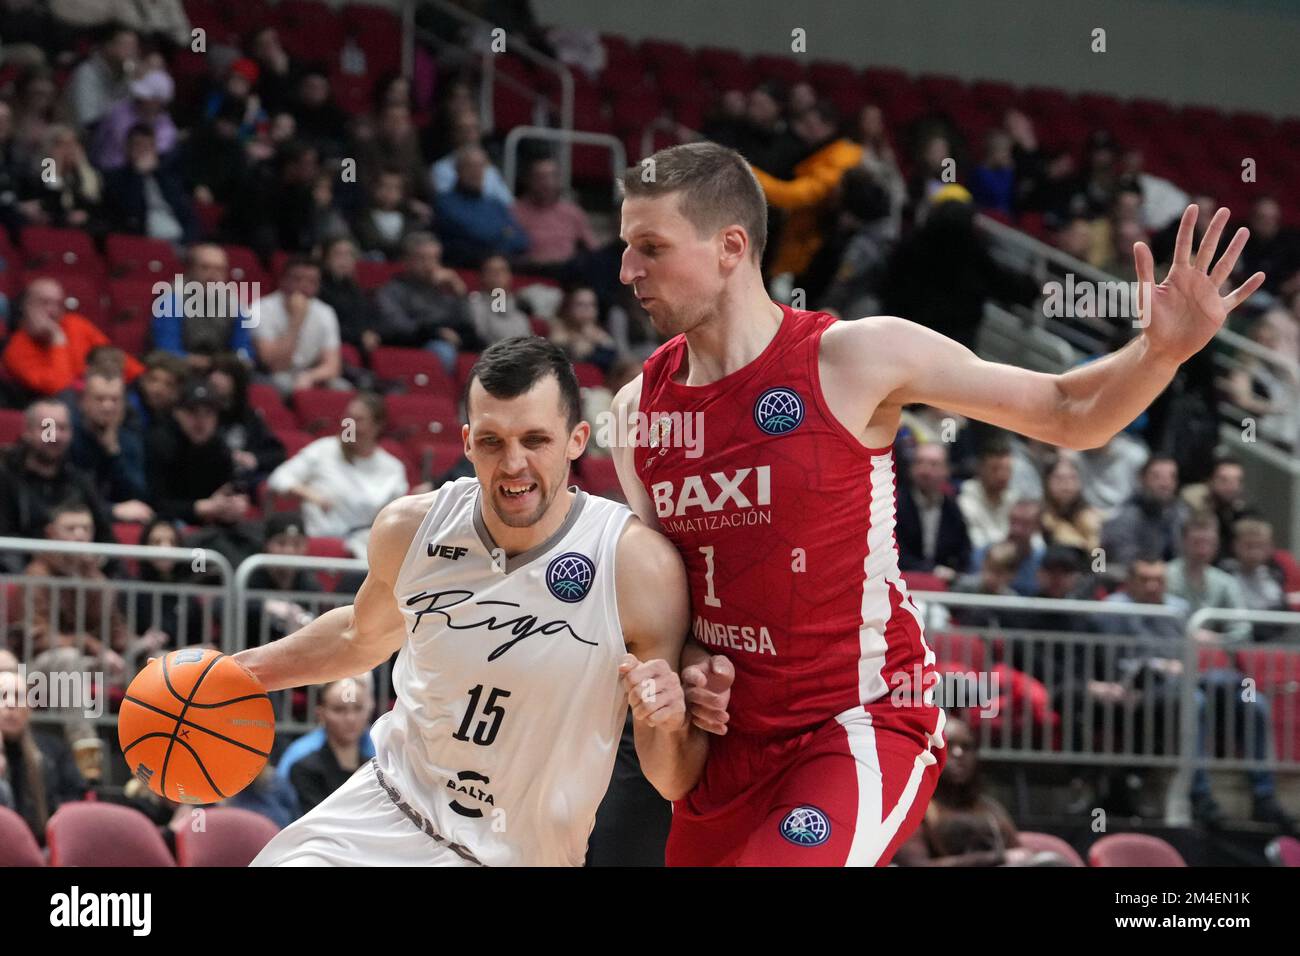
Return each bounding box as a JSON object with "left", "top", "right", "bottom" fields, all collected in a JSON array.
[
  {"left": 822, "top": 315, "right": 1084, "bottom": 449},
  {"left": 609, "top": 375, "right": 660, "bottom": 527}
]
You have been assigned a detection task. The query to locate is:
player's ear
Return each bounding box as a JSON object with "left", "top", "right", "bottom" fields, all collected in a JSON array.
[
  {"left": 718, "top": 225, "right": 748, "bottom": 268},
  {"left": 567, "top": 420, "right": 590, "bottom": 462},
  {"left": 461, "top": 423, "right": 471, "bottom": 455}
]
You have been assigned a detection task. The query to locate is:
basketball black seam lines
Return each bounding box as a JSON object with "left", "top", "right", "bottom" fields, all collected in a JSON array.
[
  {"left": 123, "top": 693, "right": 272, "bottom": 759},
  {"left": 125, "top": 731, "right": 226, "bottom": 799},
  {"left": 159, "top": 653, "right": 224, "bottom": 801}
]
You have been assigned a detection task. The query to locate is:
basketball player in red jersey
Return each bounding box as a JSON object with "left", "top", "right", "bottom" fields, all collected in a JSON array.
[{"left": 610, "top": 142, "right": 1265, "bottom": 866}]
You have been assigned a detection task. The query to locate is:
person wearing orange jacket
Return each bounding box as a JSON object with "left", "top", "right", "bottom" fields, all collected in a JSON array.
[
  {"left": 1, "top": 276, "right": 143, "bottom": 398},
  {"left": 750, "top": 102, "right": 864, "bottom": 279}
]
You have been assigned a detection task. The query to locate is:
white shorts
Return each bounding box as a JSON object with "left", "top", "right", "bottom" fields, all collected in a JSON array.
[{"left": 251, "top": 759, "right": 484, "bottom": 867}]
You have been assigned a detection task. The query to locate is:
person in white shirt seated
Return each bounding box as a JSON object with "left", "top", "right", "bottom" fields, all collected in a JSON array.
[
  {"left": 266, "top": 392, "right": 408, "bottom": 559},
  {"left": 251, "top": 256, "right": 351, "bottom": 396}
]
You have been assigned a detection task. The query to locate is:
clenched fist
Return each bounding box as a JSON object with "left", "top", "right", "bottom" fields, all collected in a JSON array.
[
  {"left": 619, "top": 654, "right": 687, "bottom": 732},
  {"left": 682, "top": 653, "right": 734, "bottom": 735}
]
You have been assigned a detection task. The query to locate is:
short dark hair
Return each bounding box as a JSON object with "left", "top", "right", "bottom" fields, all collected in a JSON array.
[
  {"left": 463, "top": 337, "right": 581, "bottom": 431},
  {"left": 282, "top": 255, "right": 320, "bottom": 275},
  {"left": 1140, "top": 455, "right": 1177, "bottom": 479},
  {"left": 1211, "top": 454, "right": 1243, "bottom": 474},
  {"left": 48, "top": 498, "right": 93, "bottom": 524},
  {"left": 126, "top": 122, "right": 155, "bottom": 141},
  {"left": 620, "top": 141, "right": 767, "bottom": 262}
]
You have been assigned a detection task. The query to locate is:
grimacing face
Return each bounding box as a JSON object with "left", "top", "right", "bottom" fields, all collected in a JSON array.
[{"left": 463, "top": 375, "right": 588, "bottom": 530}]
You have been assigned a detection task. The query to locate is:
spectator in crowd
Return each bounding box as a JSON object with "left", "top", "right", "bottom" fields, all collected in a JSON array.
[
  {"left": 246, "top": 26, "right": 296, "bottom": 116},
  {"left": 1074, "top": 429, "right": 1150, "bottom": 519},
  {"left": 700, "top": 88, "right": 750, "bottom": 152},
  {"left": 906, "top": 130, "right": 955, "bottom": 212},
  {"left": 184, "top": 97, "right": 251, "bottom": 208},
  {"left": 10, "top": 67, "right": 66, "bottom": 164},
  {"left": 200, "top": 58, "right": 265, "bottom": 143},
  {"left": 130, "top": 516, "right": 201, "bottom": 651},
  {"left": 549, "top": 284, "right": 618, "bottom": 374},
  {"left": 206, "top": 354, "right": 287, "bottom": 489},
  {"left": 1117, "top": 147, "right": 1189, "bottom": 234},
  {"left": 21, "top": 500, "right": 166, "bottom": 672},
  {"left": 740, "top": 81, "right": 803, "bottom": 178},
  {"left": 0, "top": 100, "right": 25, "bottom": 235},
  {"left": 351, "top": 167, "right": 425, "bottom": 262},
  {"left": 853, "top": 104, "right": 907, "bottom": 237},
  {"left": 1053, "top": 215, "right": 1094, "bottom": 262},
  {"left": 470, "top": 255, "right": 534, "bottom": 345},
  {"left": 750, "top": 101, "right": 863, "bottom": 280},
  {"left": 150, "top": 243, "right": 254, "bottom": 368},
  {"left": 1100, "top": 456, "right": 1188, "bottom": 572},
  {"left": 1222, "top": 309, "right": 1300, "bottom": 449},
  {"left": 275, "top": 714, "right": 376, "bottom": 785},
  {"left": 53, "top": 2, "right": 189, "bottom": 49},
  {"left": 895, "top": 717, "right": 1038, "bottom": 866},
  {"left": 1179, "top": 455, "right": 1252, "bottom": 564},
  {"left": 0, "top": 669, "right": 87, "bottom": 843},
  {"left": 63, "top": 23, "right": 139, "bottom": 132},
  {"left": 127, "top": 349, "right": 186, "bottom": 431},
  {"left": 266, "top": 393, "right": 408, "bottom": 560},
  {"left": 0, "top": 398, "right": 116, "bottom": 551},
  {"left": 512, "top": 156, "right": 598, "bottom": 273},
  {"left": 354, "top": 102, "right": 430, "bottom": 210},
  {"left": 1220, "top": 518, "right": 1290, "bottom": 636},
  {"left": 1040, "top": 456, "right": 1103, "bottom": 553},
  {"left": 429, "top": 108, "right": 512, "bottom": 203},
  {"left": 102, "top": 122, "right": 197, "bottom": 243},
  {"left": 233, "top": 140, "right": 329, "bottom": 257},
  {"left": 224, "top": 763, "right": 300, "bottom": 829},
  {"left": 250, "top": 256, "right": 348, "bottom": 395},
  {"left": 145, "top": 378, "right": 247, "bottom": 526},
  {"left": 374, "top": 232, "right": 478, "bottom": 369},
  {"left": 1236, "top": 196, "right": 1300, "bottom": 298},
  {"left": 242, "top": 512, "right": 321, "bottom": 644},
  {"left": 289, "top": 69, "right": 348, "bottom": 159},
  {"left": 318, "top": 236, "right": 379, "bottom": 355},
  {"left": 69, "top": 365, "right": 151, "bottom": 516},
  {"left": 957, "top": 441, "right": 1018, "bottom": 551},
  {"left": 805, "top": 163, "right": 895, "bottom": 314},
  {"left": 882, "top": 186, "right": 1040, "bottom": 350},
  {"left": 973, "top": 499, "right": 1045, "bottom": 597},
  {"left": 2, "top": 277, "right": 144, "bottom": 399},
  {"left": 434, "top": 145, "right": 529, "bottom": 268},
  {"left": 290, "top": 675, "right": 375, "bottom": 815},
  {"left": 895, "top": 441, "right": 971, "bottom": 583},
  {"left": 950, "top": 541, "right": 1021, "bottom": 629},
  {"left": 18, "top": 123, "right": 104, "bottom": 233},
  {"left": 1165, "top": 513, "right": 1251, "bottom": 643},
  {"left": 969, "top": 129, "right": 1017, "bottom": 215},
  {"left": 91, "top": 68, "right": 177, "bottom": 170}
]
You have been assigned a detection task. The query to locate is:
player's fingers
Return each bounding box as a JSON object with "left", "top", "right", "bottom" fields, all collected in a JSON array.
[
  {"left": 1224, "top": 272, "right": 1266, "bottom": 312},
  {"left": 1133, "top": 240, "right": 1155, "bottom": 298},
  {"left": 708, "top": 654, "right": 736, "bottom": 688},
  {"left": 1194, "top": 207, "right": 1230, "bottom": 272},
  {"left": 1209, "top": 226, "right": 1250, "bottom": 288},
  {"left": 1172, "top": 203, "right": 1197, "bottom": 266},
  {"left": 681, "top": 665, "right": 706, "bottom": 688},
  {"left": 626, "top": 660, "right": 669, "bottom": 689},
  {"left": 693, "top": 715, "right": 728, "bottom": 735}
]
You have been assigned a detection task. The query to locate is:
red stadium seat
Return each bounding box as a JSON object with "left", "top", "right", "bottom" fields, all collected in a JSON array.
[
  {"left": 174, "top": 806, "right": 280, "bottom": 867},
  {"left": 1266, "top": 835, "right": 1300, "bottom": 867},
  {"left": 0, "top": 408, "right": 24, "bottom": 446},
  {"left": 353, "top": 260, "right": 403, "bottom": 290},
  {"left": 1017, "top": 831, "right": 1085, "bottom": 866},
  {"left": 109, "top": 317, "right": 149, "bottom": 356},
  {"left": 456, "top": 351, "right": 480, "bottom": 389},
  {"left": 113, "top": 522, "right": 144, "bottom": 546},
  {"left": 32, "top": 272, "right": 107, "bottom": 327},
  {"left": 293, "top": 388, "right": 354, "bottom": 434},
  {"left": 379, "top": 437, "right": 421, "bottom": 487},
  {"left": 340, "top": 343, "right": 363, "bottom": 368},
  {"left": 47, "top": 802, "right": 175, "bottom": 867},
  {"left": 370, "top": 346, "right": 454, "bottom": 394},
  {"left": 20, "top": 226, "right": 104, "bottom": 275},
  {"left": 406, "top": 435, "right": 466, "bottom": 481},
  {"left": 222, "top": 244, "right": 268, "bottom": 286},
  {"left": 752, "top": 54, "right": 806, "bottom": 87},
  {"left": 306, "top": 535, "right": 351, "bottom": 591},
  {"left": 105, "top": 234, "right": 182, "bottom": 278},
  {"left": 0, "top": 806, "right": 45, "bottom": 866},
  {"left": 384, "top": 392, "right": 459, "bottom": 441},
  {"left": 1088, "top": 833, "right": 1186, "bottom": 867},
  {"left": 276, "top": 428, "right": 318, "bottom": 457},
  {"left": 572, "top": 362, "right": 605, "bottom": 389},
  {"left": 249, "top": 383, "right": 298, "bottom": 433}
]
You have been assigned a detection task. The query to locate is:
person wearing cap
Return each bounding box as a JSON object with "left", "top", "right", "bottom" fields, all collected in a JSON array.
[
  {"left": 91, "top": 67, "right": 178, "bottom": 171},
  {"left": 145, "top": 378, "right": 249, "bottom": 527}
]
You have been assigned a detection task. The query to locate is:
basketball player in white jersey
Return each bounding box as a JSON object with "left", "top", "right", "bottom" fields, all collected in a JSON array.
[{"left": 240, "top": 338, "right": 709, "bottom": 866}]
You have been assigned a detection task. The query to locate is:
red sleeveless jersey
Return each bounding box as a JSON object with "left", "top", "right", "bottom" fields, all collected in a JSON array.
[{"left": 634, "top": 305, "right": 939, "bottom": 740}]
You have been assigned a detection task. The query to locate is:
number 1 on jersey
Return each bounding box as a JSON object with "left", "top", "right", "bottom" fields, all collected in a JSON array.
[{"left": 699, "top": 546, "right": 722, "bottom": 608}]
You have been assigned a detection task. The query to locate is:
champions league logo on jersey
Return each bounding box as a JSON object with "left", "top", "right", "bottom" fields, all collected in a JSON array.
[
  {"left": 780, "top": 806, "right": 831, "bottom": 847},
  {"left": 546, "top": 552, "right": 595, "bottom": 603},
  {"left": 753, "top": 387, "right": 805, "bottom": 435}
]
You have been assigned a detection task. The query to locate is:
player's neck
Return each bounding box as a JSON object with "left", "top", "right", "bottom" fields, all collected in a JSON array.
[
  {"left": 480, "top": 486, "right": 576, "bottom": 557},
  {"left": 680, "top": 287, "right": 784, "bottom": 386}
]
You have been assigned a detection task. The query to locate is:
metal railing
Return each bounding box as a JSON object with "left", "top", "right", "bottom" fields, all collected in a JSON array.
[
  {"left": 414, "top": 0, "right": 574, "bottom": 186},
  {"left": 503, "top": 126, "right": 627, "bottom": 204}
]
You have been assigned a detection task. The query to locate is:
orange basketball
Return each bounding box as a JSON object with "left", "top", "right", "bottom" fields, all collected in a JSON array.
[{"left": 118, "top": 648, "right": 275, "bottom": 805}]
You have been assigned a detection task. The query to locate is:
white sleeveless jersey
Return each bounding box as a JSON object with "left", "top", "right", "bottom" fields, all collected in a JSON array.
[{"left": 370, "top": 477, "right": 634, "bottom": 866}]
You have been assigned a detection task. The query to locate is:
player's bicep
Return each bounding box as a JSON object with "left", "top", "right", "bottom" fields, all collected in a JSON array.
[
  {"left": 610, "top": 375, "right": 659, "bottom": 527},
  {"left": 617, "top": 523, "right": 690, "bottom": 667},
  {"left": 348, "top": 498, "right": 420, "bottom": 657},
  {"left": 874, "top": 317, "right": 1070, "bottom": 445}
]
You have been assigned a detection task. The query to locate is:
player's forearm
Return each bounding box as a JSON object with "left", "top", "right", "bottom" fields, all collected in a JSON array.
[
  {"left": 631, "top": 719, "right": 708, "bottom": 802},
  {"left": 1054, "top": 334, "right": 1181, "bottom": 448},
  {"left": 233, "top": 605, "right": 380, "bottom": 691}
]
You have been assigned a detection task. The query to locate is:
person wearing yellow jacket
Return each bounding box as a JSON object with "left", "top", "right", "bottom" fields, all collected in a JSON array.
[{"left": 750, "top": 103, "right": 864, "bottom": 278}]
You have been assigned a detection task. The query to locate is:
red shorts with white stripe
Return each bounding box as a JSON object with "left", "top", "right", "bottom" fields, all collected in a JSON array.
[{"left": 665, "top": 706, "right": 947, "bottom": 867}]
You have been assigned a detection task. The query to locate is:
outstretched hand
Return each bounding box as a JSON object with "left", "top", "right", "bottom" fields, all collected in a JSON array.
[{"left": 1134, "top": 204, "right": 1266, "bottom": 364}]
